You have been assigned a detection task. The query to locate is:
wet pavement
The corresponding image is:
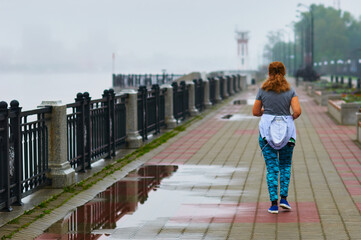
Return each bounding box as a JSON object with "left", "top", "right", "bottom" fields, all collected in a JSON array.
[{"left": 4, "top": 80, "right": 361, "bottom": 239}]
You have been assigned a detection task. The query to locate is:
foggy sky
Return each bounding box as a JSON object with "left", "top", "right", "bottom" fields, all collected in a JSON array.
[{"left": 1, "top": 0, "right": 361, "bottom": 74}]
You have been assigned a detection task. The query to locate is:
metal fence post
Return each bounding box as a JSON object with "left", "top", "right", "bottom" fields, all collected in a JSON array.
[
  {"left": 0, "top": 101, "right": 12, "bottom": 211},
  {"left": 83, "top": 92, "right": 92, "bottom": 168},
  {"left": 227, "top": 76, "right": 234, "bottom": 96},
  {"left": 180, "top": 81, "right": 188, "bottom": 120},
  {"left": 357, "top": 78, "right": 361, "bottom": 90},
  {"left": 233, "top": 75, "right": 238, "bottom": 93},
  {"left": 237, "top": 74, "right": 241, "bottom": 91},
  {"left": 109, "top": 89, "right": 116, "bottom": 156},
  {"left": 75, "top": 93, "right": 86, "bottom": 172},
  {"left": 9, "top": 100, "right": 23, "bottom": 206},
  {"left": 341, "top": 76, "right": 344, "bottom": 85},
  {"left": 103, "top": 90, "right": 112, "bottom": 159},
  {"left": 348, "top": 77, "right": 353, "bottom": 88},
  {"left": 214, "top": 77, "right": 222, "bottom": 103},
  {"left": 138, "top": 86, "right": 147, "bottom": 141},
  {"left": 172, "top": 82, "right": 179, "bottom": 120},
  {"left": 152, "top": 84, "right": 160, "bottom": 134}
]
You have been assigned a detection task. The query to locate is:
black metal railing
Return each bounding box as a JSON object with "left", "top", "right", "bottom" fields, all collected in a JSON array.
[
  {"left": 193, "top": 79, "right": 204, "bottom": 111},
  {"left": 236, "top": 74, "right": 241, "bottom": 91},
  {"left": 137, "top": 84, "right": 165, "bottom": 141},
  {"left": 226, "top": 76, "right": 231, "bottom": 96},
  {"left": 113, "top": 74, "right": 184, "bottom": 88},
  {"left": 0, "top": 101, "right": 51, "bottom": 211},
  {"left": 314, "top": 59, "right": 361, "bottom": 78},
  {"left": 172, "top": 81, "right": 189, "bottom": 121},
  {"left": 209, "top": 78, "right": 216, "bottom": 105},
  {"left": 219, "top": 77, "right": 225, "bottom": 99},
  {"left": 66, "top": 89, "right": 127, "bottom": 172},
  {"left": 329, "top": 75, "right": 361, "bottom": 90},
  {"left": 232, "top": 75, "right": 238, "bottom": 92}
]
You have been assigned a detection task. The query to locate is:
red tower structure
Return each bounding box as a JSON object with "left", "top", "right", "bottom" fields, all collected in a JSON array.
[{"left": 236, "top": 31, "right": 249, "bottom": 70}]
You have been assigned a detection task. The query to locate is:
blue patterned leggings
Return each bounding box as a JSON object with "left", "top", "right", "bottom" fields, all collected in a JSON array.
[{"left": 259, "top": 134, "right": 294, "bottom": 202}]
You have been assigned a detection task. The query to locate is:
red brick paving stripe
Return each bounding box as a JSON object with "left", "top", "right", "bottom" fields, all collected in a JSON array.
[
  {"left": 339, "top": 172, "right": 355, "bottom": 177},
  {"left": 333, "top": 161, "right": 347, "bottom": 165},
  {"left": 343, "top": 180, "right": 360, "bottom": 185},
  {"left": 336, "top": 166, "right": 351, "bottom": 171},
  {"left": 357, "top": 203, "right": 361, "bottom": 213},
  {"left": 346, "top": 186, "right": 361, "bottom": 195},
  {"left": 170, "top": 202, "right": 319, "bottom": 223}
]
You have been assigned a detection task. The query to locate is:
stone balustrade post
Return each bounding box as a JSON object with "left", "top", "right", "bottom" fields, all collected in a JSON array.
[
  {"left": 222, "top": 77, "right": 229, "bottom": 98},
  {"left": 240, "top": 75, "right": 247, "bottom": 91},
  {"left": 121, "top": 89, "right": 143, "bottom": 148},
  {"left": 187, "top": 81, "right": 199, "bottom": 116},
  {"left": 39, "top": 101, "right": 75, "bottom": 188},
  {"left": 214, "top": 78, "right": 222, "bottom": 103},
  {"left": 161, "top": 84, "right": 177, "bottom": 128},
  {"left": 202, "top": 79, "right": 212, "bottom": 109}
]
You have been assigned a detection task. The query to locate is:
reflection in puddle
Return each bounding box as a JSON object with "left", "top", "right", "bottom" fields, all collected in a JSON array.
[
  {"left": 232, "top": 99, "right": 255, "bottom": 106},
  {"left": 221, "top": 114, "right": 258, "bottom": 121},
  {"left": 36, "top": 165, "right": 178, "bottom": 240},
  {"left": 35, "top": 165, "right": 247, "bottom": 240}
]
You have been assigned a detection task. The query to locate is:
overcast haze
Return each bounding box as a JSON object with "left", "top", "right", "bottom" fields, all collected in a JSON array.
[{"left": 1, "top": 0, "right": 361, "bottom": 74}]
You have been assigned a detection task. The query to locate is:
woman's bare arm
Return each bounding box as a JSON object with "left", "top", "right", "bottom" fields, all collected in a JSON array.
[
  {"left": 291, "top": 96, "right": 301, "bottom": 120},
  {"left": 252, "top": 100, "right": 264, "bottom": 117}
]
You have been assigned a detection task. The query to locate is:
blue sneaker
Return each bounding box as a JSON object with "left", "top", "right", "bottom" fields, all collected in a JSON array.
[
  {"left": 279, "top": 199, "right": 291, "bottom": 210},
  {"left": 268, "top": 205, "right": 278, "bottom": 214}
]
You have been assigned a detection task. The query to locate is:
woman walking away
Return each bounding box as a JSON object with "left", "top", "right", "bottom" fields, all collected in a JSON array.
[{"left": 252, "top": 61, "right": 301, "bottom": 214}]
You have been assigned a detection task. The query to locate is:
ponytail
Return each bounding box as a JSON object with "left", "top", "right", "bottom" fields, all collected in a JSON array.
[{"left": 261, "top": 62, "right": 290, "bottom": 93}]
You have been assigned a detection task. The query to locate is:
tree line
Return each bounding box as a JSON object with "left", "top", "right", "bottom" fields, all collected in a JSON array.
[{"left": 263, "top": 4, "right": 361, "bottom": 76}]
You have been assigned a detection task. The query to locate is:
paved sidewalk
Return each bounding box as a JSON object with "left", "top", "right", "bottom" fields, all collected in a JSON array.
[{"left": 7, "top": 80, "right": 361, "bottom": 239}]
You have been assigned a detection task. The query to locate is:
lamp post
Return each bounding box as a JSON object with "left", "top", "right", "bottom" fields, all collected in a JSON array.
[
  {"left": 292, "top": 23, "right": 297, "bottom": 75},
  {"left": 285, "top": 24, "right": 294, "bottom": 75},
  {"left": 298, "top": 3, "right": 315, "bottom": 80}
]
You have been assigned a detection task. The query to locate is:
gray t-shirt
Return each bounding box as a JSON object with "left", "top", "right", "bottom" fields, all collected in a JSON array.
[{"left": 256, "top": 88, "right": 297, "bottom": 116}]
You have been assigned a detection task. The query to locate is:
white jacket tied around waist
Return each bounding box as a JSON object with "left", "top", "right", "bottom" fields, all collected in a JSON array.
[{"left": 259, "top": 114, "right": 296, "bottom": 150}]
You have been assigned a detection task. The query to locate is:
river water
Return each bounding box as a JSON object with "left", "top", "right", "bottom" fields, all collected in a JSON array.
[{"left": 0, "top": 72, "right": 113, "bottom": 110}]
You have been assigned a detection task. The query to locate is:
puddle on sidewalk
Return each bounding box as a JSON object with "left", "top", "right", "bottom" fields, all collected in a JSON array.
[
  {"left": 233, "top": 99, "right": 255, "bottom": 105},
  {"left": 221, "top": 114, "right": 258, "bottom": 121},
  {"left": 35, "top": 164, "right": 247, "bottom": 240}
]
